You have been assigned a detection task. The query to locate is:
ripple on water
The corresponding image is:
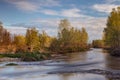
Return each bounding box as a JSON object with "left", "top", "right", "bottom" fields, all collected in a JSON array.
[
  {"left": 0, "top": 73, "right": 106, "bottom": 80},
  {"left": 0, "top": 49, "right": 120, "bottom": 80}
]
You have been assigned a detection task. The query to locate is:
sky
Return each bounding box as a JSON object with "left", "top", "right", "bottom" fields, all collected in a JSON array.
[{"left": 0, "top": 0, "right": 120, "bottom": 42}]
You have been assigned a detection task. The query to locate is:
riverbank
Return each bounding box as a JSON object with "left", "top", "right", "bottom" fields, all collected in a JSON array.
[
  {"left": 0, "top": 47, "right": 90, "bottom": 62},
  {"left": 0, "top": 51, "right": 51, "bottom": 62},
  {"left": 102, "top": 47, "right": 120, "bottom": 57}
]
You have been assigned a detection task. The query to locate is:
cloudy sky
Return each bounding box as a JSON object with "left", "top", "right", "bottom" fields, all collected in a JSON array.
[{"left": 0, "top": 0, "right": 120, "bottom": 42}]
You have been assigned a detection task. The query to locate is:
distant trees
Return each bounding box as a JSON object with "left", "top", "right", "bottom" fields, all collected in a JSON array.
[
  {"left": 25, "top": 28, "right": 52, "bottom": 52},
  {"left": 0, "top": 22, "right": 11, "bottom": 46},
  {"left": 104, "top": 7, "right": 120, "bottom": 49},
  {"left": 39, "top": 31, "right": 52, "bottom": 50},
  {"left": 26, "top": 28, "right": 40, "bottom": 52},
  {"left": 13, "top": 35, "right": 26, "bottom": 52},
  {"left": 92, "top": 40, "right": 104, "bottom": 48},
  {"left": 50, "top": 19, "right": 89, "bottom": 53},
  {"left": 0, "top": 19, "right": 89, "bottom": 54}
]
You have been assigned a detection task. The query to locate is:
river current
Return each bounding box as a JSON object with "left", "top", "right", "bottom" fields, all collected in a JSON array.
[{"left": 0, "top": 48, "right": 120, "bottom": 80}]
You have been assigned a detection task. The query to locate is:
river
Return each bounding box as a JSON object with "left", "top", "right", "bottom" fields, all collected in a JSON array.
[{"left": 0, "top": 48, "right": 120, "bottom": 80}]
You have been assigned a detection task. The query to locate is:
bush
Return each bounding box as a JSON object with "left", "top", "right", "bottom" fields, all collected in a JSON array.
[
  {"left": 0, "top": 53, "right": 21, "bottom": 58},
  {"left": 21, "top": 52, "right": 51, "bottom": 61}
]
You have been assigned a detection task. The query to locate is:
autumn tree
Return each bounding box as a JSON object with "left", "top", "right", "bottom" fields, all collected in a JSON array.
[
  {"left": 81, "top": 28, "right": 88, "bottom": 44},
  {"left": 49, "top": 38, "right": 61, "bottom": 52},
  {"left": 26, "top": 27, "right": 40, "bottom": 52},
  {"left": 13, "top": 35, "right": 26, "bottom": 52},
  {"left": 50, "top": 19, "right": 88, "bottom": 52},
  {"left": 104, "top": 7, "right": 120, "bottom": 49},
  {"left": 92, "top": 40, "right": 104, "bottom": 48},
  {"left": 58, "top": 19, "right": 71, "bottom": 32},
  {"left": 0, "top": 22, "right": 11, "bottom": 46},
  {"left": 39, "top": 31, "right": 52, "bottom": 50}
]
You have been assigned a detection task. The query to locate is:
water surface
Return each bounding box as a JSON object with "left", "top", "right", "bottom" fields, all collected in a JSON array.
[{"left": 0, "top": 48, "right": 120, "bottom": 80}]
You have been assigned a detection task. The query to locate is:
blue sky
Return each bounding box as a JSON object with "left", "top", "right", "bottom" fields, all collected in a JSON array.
[{"left": 0, "top": 0, "right": 120, "bottom": 41}]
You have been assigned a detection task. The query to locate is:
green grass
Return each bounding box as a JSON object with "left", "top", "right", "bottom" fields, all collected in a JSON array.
[
  {"left": 0, "top": 55, "right": 4, "bottom": 58},
  {"left": 0, "top": 53, "right": 21, "bottom": 58},
  {"left": 0, "top": 51, "right": 51, "bottom": 61}
]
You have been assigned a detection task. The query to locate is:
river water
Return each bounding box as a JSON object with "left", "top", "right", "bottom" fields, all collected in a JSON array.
[{"left": 0, "top": 48, "right": 120, "bottom": 80}]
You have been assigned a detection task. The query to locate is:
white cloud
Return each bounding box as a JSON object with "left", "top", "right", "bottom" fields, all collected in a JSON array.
[
  {"left": 32, "top": 16, "right": 107, "bottom": 41},
  {"left": 32, "top": 18, "right": 60, "bottom": 28},
  {"left": 40, "top": 9, "right": 58, "bottom": 15},
  {"left": 38, "top": 0, "right": 60, "bottom": 7},
  {"left": 5, "top": 0, "right": 60, "bottom": 12},
  {"left": 69, "top": 17, "right": 106, "bottom": 41},
  {"left": 61, "top": 8, "right": 81, "bottom": 17},
  {"left": 13, "top": 1, "right": 38, "bottom": 12},
  {"left": 6, "top": 16, "right": 107, "bottom": 41},
  {"left": 93, "top": 4, "right": 119, "bottom": 13},
  {"left": 105, "top": 0, "right": 120, "bottom": 3},
  {"left": 40, "top": 8, "right": 89, "bottom": 18},
  {"left": 5, "top": 0, "right": 87, "bottom": 18},
  {"left": 5, "top": 0, "right": 39, "bottom": 12},
  {"left": 6, "top": 26, "right": 27, "bottom": 35}
]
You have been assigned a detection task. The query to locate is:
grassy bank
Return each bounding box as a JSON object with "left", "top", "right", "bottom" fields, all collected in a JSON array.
[
  {"left": 0, "top": 46, "right": 91, "bottom": 62},
  {"left": 0, "top": 51, "right": 51, "bottom": 61}
]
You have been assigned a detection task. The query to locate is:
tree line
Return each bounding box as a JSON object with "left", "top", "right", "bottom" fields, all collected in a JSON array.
[
  {"left": 50, "top": 19, "right": 88, "bottom": 53},
  {"left": 0, "top": 19, "right": 89, "bottom": 54}
]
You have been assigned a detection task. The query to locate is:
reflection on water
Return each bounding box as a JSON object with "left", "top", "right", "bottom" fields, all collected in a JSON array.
[
  {"left": 0, "top": 48, "right": 120, "bottom": 80},
  {"left": 106, "top": 55, "right": 120, "bottom": 70},
  {"left": 105, "top": 55, "right": 120, "bottom": 80},
  {"left": 102, "top": 50, "right": 120, "bottom": 80},
  {"left": 65, "top": 51, "right": 87, "bottom": 63},
  {"left": 0, "top": 73, "right": 106, "bottom": 80},
  {"left": 64, "top": 49, "right": 106, "bottom": 64},
  {"left": 58, "top": 73, "right": 106, "bottom": 80}
]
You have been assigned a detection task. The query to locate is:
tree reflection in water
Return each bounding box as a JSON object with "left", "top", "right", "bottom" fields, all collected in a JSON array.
[
  {"left": 105, "top": 55, "right": 120, "bottom": 80},
  {"left": 106, "top": 55, "right": 120, "bottom": 70}
]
